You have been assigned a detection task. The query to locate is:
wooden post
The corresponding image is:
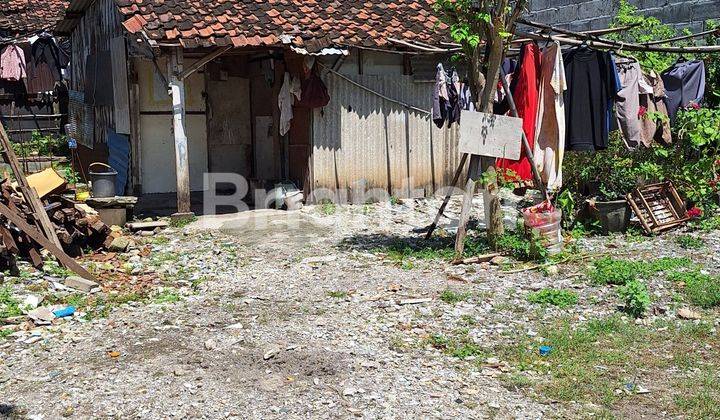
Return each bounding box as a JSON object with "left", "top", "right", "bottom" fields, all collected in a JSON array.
[
  {"left": 129, "top": 60, "right": 142, "bottom": 195},
  {"left": 168, "top": 47, "right": 193, "bottom": 216}
]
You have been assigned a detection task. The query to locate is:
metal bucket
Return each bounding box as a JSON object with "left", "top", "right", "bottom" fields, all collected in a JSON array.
[{"left": 89, "top": 162, "right": 118, "bottom": 198}]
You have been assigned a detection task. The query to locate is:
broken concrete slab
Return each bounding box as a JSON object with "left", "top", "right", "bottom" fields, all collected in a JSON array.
[
  {"left": 126, "top": 221, "right": 169, "bottom": 231},
  {"left": 63, "top": 276, "right": 99, "bottom": 293}
]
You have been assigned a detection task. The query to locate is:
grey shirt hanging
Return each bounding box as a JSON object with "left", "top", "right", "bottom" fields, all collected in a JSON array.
[{"left": 661, "top": 60, "right": 705, "bottom": 123}]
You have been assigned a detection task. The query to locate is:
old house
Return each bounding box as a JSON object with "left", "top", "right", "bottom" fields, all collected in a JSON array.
[{"left": 56, "top": 0, "right": 464, "bottom": 215}]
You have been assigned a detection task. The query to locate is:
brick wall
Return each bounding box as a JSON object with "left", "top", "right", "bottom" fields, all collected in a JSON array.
[{"left": 526, "top": 0, "right": 719, "bottom": 33}]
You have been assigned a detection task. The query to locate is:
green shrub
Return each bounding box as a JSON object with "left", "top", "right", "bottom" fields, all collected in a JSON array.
[
  {"left": 496, "top": 230, "right": 548, "bottom": 262},
  {"left": 618, "top": 280, "right": 651, "bottom": 318},
  {"left": 527, "top": 289, "right": 578, "bottom": 308}
]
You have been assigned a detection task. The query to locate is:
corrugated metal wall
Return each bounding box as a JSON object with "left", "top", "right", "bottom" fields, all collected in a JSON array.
[
  {"left": 69, "top": 0, "right": 124, "bottom": 147},
  {"left": 312, "top": 71, "right": 463, "bottom": 200}
]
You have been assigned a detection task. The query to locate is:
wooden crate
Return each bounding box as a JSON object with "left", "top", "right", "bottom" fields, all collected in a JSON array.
[{"left": 626, "top": 181, "right": 690, "bottom": 235}]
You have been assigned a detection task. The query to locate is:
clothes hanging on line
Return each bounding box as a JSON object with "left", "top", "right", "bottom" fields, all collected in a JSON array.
[
  {"left": 459, "top": 83, "right": 475, "bottom": 112},
  {"left": 447, "top": 69, "right": 462, "bottom": 124},
  {"left": 497, "top": 42, "right": 542, "bottom": 183},
  {"left": 639, "top": 70, "right": 672, "bottom": 146},
  {"left": 607, "top": 54, "right": 622, "bottom": 135},
  {"left": 563, "top": 47, "right": 619, "bottom": 151},
  {"left": 30, "top": 35, "right": 68, "bottom": 82},
  {"left": 615, "top": 58, "right": 645, "bottom": 149},
  {"left": 278, "top": 72, "right": 296, "bottom": 136},
  {"left": 533, "top": 41, "right": 567, "bottom": 191},
  {"left": 0, "top": 45, "right": 26, "bottom": 81},
  {"left": 432, "top": 63, "right": 449, "bottom": 128},
  {"left": 432, "top": 64, "right": 467, "bottom": 127},
  {"left": 661, "top": 59, "right": 705, "bottom": 123}
]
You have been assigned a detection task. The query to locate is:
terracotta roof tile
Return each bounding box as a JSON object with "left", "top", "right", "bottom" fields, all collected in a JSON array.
[
  {"left": 0, "top": 0, "right": 69, "bottom": 36},
  {"left": 115, "top": 0, "right": 449, "bottom": 49}
]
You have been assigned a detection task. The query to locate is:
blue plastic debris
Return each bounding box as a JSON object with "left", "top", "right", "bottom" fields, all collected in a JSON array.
[
  {"left": 539, "top": 345, "right": 552, "bottom": 356},
  {"left": 53, "top": 306, "right": 76, "bottom": 318}
]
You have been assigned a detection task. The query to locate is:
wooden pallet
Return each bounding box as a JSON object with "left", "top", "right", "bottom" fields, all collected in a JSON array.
[{"left": 626, "top": 181, "right": 690, "bottom": 235}]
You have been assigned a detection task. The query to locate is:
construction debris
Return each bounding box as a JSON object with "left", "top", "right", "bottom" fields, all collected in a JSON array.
[{"left": 0, "top": 178, "right": 112, "bottom": 279}]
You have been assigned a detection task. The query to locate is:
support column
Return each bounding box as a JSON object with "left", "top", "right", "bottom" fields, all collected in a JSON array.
[{"left": 168, "top": 47, "right": 193, "bottom": 216}]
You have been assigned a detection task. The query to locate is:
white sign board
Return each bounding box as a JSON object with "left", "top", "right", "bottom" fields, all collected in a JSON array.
[{"left": 458, "top": 110, "right": 523, "bottom": 160}]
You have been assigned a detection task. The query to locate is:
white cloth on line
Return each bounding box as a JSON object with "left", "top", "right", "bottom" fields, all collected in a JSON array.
[
  {"left": 533, "top": 41, "right": 567, "bottom": 191},
  {"left": 278, "top": 72, "right": 295, "bottom": 136}
]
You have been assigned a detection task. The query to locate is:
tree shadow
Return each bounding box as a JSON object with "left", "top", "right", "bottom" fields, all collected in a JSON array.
[
  {"left": 339, "top": 219, "right": 488, "bottom": 259},
  {"left": 0, "top": 404, "right": 25, "bottom": 418}
]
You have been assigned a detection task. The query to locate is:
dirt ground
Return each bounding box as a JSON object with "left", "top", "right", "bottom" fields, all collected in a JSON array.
[{"left": 0, "top": 196, "right": 718, "bottom": 419}]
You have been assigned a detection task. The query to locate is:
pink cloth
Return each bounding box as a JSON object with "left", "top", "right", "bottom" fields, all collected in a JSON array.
[{"left": 0, "top": 46, "right": 26, "bottom": 81}]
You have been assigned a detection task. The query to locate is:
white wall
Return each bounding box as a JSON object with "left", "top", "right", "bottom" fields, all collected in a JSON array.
[{"left": 135, "top": 57, "right": 209, "bottom": 194}]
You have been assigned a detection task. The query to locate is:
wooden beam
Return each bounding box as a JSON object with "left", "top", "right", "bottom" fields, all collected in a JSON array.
[
  {"left": 128, "top": 60, "right": 142, "bottom": 194},
  {"left": 177, "top": 45, "right": 232, "bottom": 81},
  {"left": 168, "top": 47, "right": 193, "bottom": 215},
  {"left": 0, "top": 202, "right": 96, "bottom": 281}
]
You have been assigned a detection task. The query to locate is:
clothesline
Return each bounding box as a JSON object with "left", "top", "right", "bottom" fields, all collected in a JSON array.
[
  {"left": 317, "top": 61, "right": 432, "bottom": 115},
  {"left": 517, "top": 19, "right": 720, "bottom": 54}
]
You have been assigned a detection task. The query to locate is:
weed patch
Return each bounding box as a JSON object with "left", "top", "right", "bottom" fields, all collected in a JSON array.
[
  {"left": 675, "top": 235, "right": 705, "bottom": 250},
  {"left": 674, "top": 369, "right": 720, "bottom": 419},
  {"left": 590, "top": 256, "right": 693, "bottom": 285},
  {"left": 667, "top": 270, "right": 720, "bottom": 308},
  {"left": 327, "top": 291, "right": 348, "bottom": 299},
  {"left": 0, "top": 288, "right": 23, "bottom": 319},
  {"left": 527, "top": 289, "right": 578, "bottom": 308},
  {"left": 169, "top": 216, "right": 197, "bottom": 228},
  {"left": 372, "top": 235, "right": 489, "bottom": 267},
  {"left": 426, "top": 331, "right": 487, "bottom": 360},
  {"left": 154, "top": 290, "right": 183, "bottom": 304},
  {"left": 319, "top": 200, "right": 337, "bottom": 216},
  {"left": 439, "top": 289, "right": 471, "bottom": 304}
]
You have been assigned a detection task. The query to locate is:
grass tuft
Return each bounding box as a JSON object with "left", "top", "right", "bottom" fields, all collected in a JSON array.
[{"left": 439, "top": 289, "right": 472, "bottom": 304}]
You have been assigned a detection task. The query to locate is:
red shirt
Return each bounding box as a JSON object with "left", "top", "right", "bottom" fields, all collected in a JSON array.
[{"left": 497, "top": 43, "right": 542, "bottom": 182}]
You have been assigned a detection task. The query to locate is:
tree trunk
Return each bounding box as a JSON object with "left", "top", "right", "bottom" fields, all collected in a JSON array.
[{"left": 479, "top": 29, "right": 506, "bottom": 249}]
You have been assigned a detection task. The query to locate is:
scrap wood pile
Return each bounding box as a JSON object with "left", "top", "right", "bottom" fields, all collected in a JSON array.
[{"left": 0, "top": 178, "right": 112, "bottom": 272}]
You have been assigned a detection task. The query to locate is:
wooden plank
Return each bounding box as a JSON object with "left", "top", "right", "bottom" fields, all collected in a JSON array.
[
  {"left": 627, "top": 193, "right": 652, "bottom": 234},
  {"left": 458, "top": 111, "right": 524, "bottom": 160},
  {"left": 0, "top": 202, "right": 96, "bottom": 281},
  {"left": 636, "top": 189, "right": 660, "bottom": 227}
]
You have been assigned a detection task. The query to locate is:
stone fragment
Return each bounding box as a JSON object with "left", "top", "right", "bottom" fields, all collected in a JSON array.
[
  {"left": 108, "top": 236, "right": 131, "bottom": 252},
  {"left": 263, "top": 346, "right": 281, "bottom": 360},
  {"left": 677, "top": 308, "right": 702, "bottom": 320}
]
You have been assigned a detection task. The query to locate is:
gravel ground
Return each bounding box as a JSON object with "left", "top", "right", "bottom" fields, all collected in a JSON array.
[{"left": 0, "top": 195, "right": 718, "bottom": 419}]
